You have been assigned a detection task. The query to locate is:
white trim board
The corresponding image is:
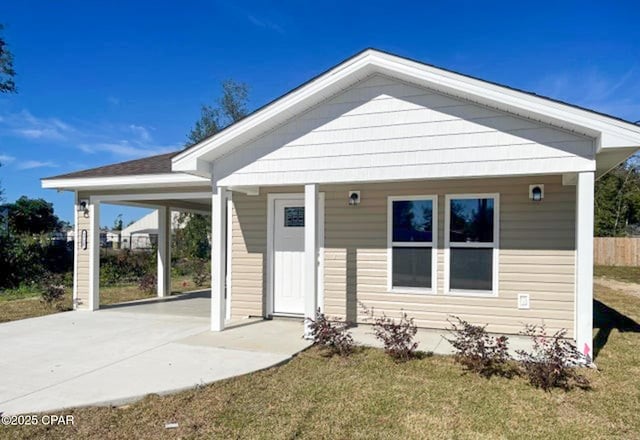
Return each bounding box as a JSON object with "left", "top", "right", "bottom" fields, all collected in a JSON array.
[
  {"left": 42, "top": 173, "right": 209, "bottom": 191},
  {"left": 226, "top": 195, "right": 233, "bottom": 321},
  {"left": 72, "top": 191, "right": 79, "bottom": 309},
  {"left": 89, "top": 192, "right": 211, "bottom": 203},
  {"left": 266, "top": 192, "right": 325, "bottom": 317}
]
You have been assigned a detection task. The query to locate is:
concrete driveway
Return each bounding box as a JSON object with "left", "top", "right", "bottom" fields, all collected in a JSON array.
[{"left": 0, "top": 293, "right": 310, "bottom": 415}]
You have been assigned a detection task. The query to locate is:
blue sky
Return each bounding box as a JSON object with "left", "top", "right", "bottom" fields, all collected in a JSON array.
[{"left": 0, "top": 0, "right": 639, "bottom": 226}]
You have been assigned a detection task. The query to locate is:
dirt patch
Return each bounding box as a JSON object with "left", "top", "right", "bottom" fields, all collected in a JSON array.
[{"left": 595, "top": 276, "right": 640, "bottom": 299}]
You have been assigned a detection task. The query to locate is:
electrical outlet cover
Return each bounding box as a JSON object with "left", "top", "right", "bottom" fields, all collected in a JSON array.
[{"left": 518, "top": 294, "right": 530, "bottom": 309}]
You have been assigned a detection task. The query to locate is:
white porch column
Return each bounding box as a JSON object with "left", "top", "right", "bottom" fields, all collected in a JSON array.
[
  {"left": 304, "top": 183, "right": 319, "bottom": 338},
  {"left": 88, "top": 198, "right": 100, "bottom": 311},
  {"left": 575, "top": 171, "right": 594, "bottom": 360},
  {"left": 157, "top": 206, "right": 171, "bottom": 298},
  {"left": 211, "top": 186, "right": 227, "bottom": 331}
]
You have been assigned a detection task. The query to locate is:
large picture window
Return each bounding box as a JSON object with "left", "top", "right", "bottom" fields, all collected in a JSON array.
[
  {"left": 388, "top": 196, "right": 437, "bottom": 292},
  {"left": 445, "top": 194, "right": 499, "bottom": 295}
]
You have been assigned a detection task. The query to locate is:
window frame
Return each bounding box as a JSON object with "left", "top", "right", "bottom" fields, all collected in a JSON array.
[
  {"left": 387, "top": 195, "right": 438, "bottom": 294},
  {"left": 444, "top": 193, "right": 499, "bottom": 297}
]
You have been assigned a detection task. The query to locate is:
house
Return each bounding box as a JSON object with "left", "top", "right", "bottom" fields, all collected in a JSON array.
[
  {"left": 100, "top": 228, "right": 121, "bottom": 248},
  {"left": 41, "top": 49, "right": 640, "bottom": 358},
  {"left": 120, "top": 210, "right": 182, "bottom": 249}
]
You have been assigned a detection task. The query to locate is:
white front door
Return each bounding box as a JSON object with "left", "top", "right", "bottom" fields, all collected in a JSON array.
[{"left": 273, "top": 198, "right": 306, "bottom": 315}]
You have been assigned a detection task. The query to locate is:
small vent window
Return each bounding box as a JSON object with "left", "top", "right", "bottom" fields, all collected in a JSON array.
[{"left": 284, "top": 207, "right": 305, "bottom": 227}]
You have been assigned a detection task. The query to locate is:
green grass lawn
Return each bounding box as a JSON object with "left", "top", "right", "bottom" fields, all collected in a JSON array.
[
  {"left": 0, "top": 276, "right": 206, "bottom": 323},
  {"left": 3, "top": 282, "right": 640, "bottom": 439}
]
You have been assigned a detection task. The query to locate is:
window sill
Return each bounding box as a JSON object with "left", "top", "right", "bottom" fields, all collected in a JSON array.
[
  {"left": 445, "top": 289, "right": 498, "bottom": 298},
  {"left": 389, "top": 287, "right": 436, "bottom": 295}
]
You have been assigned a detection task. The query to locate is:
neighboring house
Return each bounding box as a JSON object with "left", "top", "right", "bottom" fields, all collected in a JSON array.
[
  {"left": 50, "top": 227, "right": 74, "bottom": 243},
  {"left": 42, "top": 49, "right": 640, "bottom": 358},
  {"left": 100, "top": 229, "right": 121, "bottom": 248},
  {"left": 120, "top": 210, "right": 182, "bottom": 249}
]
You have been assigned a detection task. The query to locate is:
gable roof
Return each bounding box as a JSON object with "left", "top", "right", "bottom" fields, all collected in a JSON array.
[
  {"left": 173, "top": 48, "right": 640, "bottom": 177},
  {"left": 42, "top": 48, "right": 640, "bottom": 188},
  {"left": 44, "top": 151, "right": 179, "bottom": 180}
]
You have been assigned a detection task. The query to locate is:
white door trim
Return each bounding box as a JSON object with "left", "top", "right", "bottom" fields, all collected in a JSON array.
[
  {"left": 226, "top": 195, "right": 233, "bottom": 320},
  {"left": 266, "top": 192, "right": 325, "bottom": 317}
]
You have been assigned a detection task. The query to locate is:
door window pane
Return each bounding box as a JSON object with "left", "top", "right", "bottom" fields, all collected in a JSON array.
[
  {"left": 284, "top": 207, "right": 304, "bottom": 227},
  {"left": 449, "top": 198, "right": 494, "bottom": 243},
  {"left": 450, "top": 248, "right": 493, "bottom": 291},
  {"left": 392, "top": 247, "right": 432, "bottom": 288},
  {"left": 392, "top": 200, "right": 433, "bottom": 242}
]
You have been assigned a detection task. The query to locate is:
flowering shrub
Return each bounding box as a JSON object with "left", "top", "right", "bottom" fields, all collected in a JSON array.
[
  {"left": 360, "top": 303, "right": 419, "bottom": 362},
  {"left": 517, "top": 325, "right": 590, "bottom": 391},
  {"left": 446, "top": 316, "right": 514, "bottom": 378},
  {"left": 306, "top": 309, "right": 355, "bottom": 357}
]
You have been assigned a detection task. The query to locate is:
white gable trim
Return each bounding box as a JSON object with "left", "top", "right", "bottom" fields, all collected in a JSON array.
[{"left": 172, "top": 49, "right": 640, "bottom": 177}]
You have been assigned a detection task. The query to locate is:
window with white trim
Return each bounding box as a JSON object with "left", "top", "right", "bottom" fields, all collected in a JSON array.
[
  {"left": 388, "top": 196, "right": 437, "bottom": 292},
  {"left": 445, "top": 194, "right": 499, "bottom": 295}
]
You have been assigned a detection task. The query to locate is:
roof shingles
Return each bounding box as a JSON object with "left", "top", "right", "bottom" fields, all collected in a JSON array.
[{"left": 44, "top": 151, "right": 180, "bottom": 180}]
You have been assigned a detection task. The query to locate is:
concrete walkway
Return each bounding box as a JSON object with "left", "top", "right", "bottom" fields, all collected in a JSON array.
[{"left": 0, "top": 300, "right": 310, "bottom": 415}]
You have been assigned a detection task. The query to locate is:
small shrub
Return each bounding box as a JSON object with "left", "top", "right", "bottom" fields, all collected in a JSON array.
[
  {"left": 517, "top": 325, "right": 590, "bottom": 391},
  {"left": 306, "top": 309, "right": 355, "bottom": 357},
  {"left": 138, "top": 273, "right": 157, "bottom": 294},
  {"left": 40, "top": 273, "right": 66, "bottom": 307},
  {"left": 171, "top": 258, "right": 192, "bottom": 277},
  {"left": 446, "top": 316, "right": 514, "bottom": 378},
  {"left": 191, "top": 258, "right": 210, "bottom": 287},
  {"left": 360, "top": 302, "right": 419, "bottom": 362}
]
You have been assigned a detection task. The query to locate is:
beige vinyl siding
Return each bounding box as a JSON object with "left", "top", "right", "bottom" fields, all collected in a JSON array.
[
  {"left": 231, "top": 175, "right": 576, "bottom": 335},
  {"left": 323, "top": 175, "right": 575, "bottom": 335},
  {"left": 75, "top": 208, "right": 91, "bottom": 309}
]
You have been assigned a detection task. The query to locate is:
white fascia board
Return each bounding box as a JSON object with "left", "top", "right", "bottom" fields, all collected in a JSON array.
[
  {"left": 171, "top": 157, "right": 213, "bottom": 178},
  {"left": 41, "top": 173, "right": 210, "bottom": 191},
  {"left": 172, "top": 49, "right": 640, "bottom": 174}
]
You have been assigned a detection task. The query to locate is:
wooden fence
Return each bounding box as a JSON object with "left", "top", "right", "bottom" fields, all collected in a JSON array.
[{"left": 594, "top": 237, "right": 640, "bottom": 266}]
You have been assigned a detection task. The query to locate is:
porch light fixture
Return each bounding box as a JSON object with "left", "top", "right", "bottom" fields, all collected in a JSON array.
[
  {"left": 348, "top": 191, "right": 361, "bottom": 206},
  {"left": 529, "top": 184, "right": 544, "bottom": 202}
]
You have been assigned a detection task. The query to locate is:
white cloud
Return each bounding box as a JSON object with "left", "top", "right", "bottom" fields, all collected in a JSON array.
[
  {"left": 0, "top": 109, "right": 180, "bottom": 161},
  {"left": 248, "top": 15, "right": 284, "bottom": 33},
  {"left": 533, "top": 66, "right": 640, "bottom": 122},
  {"left": 2, "top": 110, "right": 76, "bottom": 141},
  {"left": 0, "top": 153, "right": 15, "bottom": 163},
  {"left": 129, "top": 124, "right": 152, "bottom": 143},
  {"left": 78, "top": 141, "right": 175, "bottom": 159},
  {"left": 16, "top": 160, "right": 58, "bottom": 170}
]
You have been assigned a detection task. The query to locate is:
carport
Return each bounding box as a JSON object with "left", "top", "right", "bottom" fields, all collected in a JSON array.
[{"left": 41, "top": 152, "right": 229, "bottom": 319}]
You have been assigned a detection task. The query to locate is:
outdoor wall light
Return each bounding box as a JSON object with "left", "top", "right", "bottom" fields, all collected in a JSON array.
[
  {"left": 348, "top": 191, "right": 361, "bottom": 206},
  {"left": 78, "top": 199, "right": 89, "bottom": 212},
  {"left": 529, "top": 184, "right": 544, "bottom": 202}
]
